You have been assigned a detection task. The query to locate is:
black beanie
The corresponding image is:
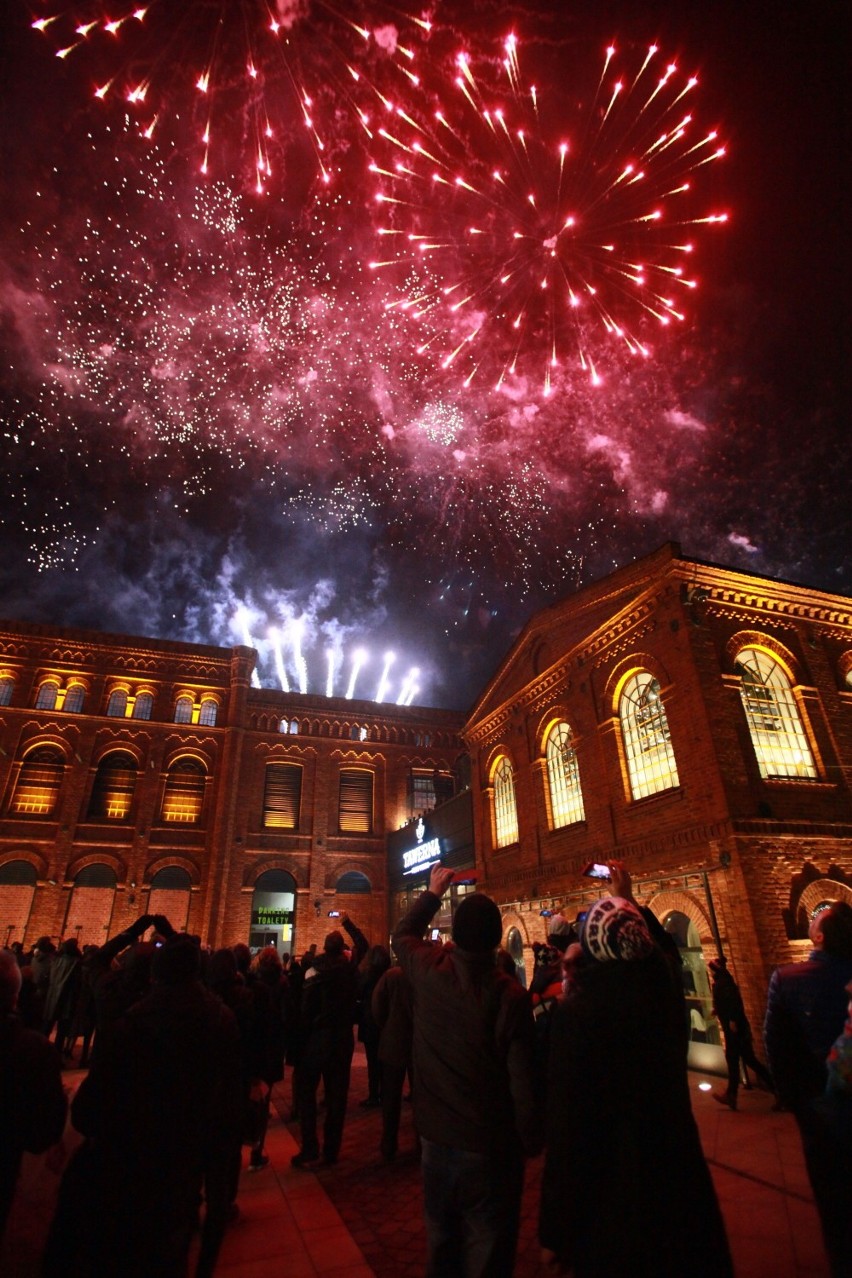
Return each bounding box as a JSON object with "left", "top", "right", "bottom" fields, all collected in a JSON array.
[{"left": 451, "top": 893, "right": 503, "bottom": 953}]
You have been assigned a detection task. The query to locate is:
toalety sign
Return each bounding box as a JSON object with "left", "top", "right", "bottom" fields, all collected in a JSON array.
[{"left": 402, "top": 817, "right": 442, "bottom": 876}]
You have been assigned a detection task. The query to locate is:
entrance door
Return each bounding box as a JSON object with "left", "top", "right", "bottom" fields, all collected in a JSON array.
[{"left": 250, "top": 869, "right": 296, "bottom": 956}]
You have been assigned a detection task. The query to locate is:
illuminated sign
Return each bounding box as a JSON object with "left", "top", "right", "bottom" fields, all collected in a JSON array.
[{"left": 401, "top": 817, "right": 442, "bottom": 876}]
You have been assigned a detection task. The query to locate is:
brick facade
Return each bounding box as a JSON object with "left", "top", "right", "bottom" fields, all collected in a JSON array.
[
  {"left": 0, "top": 622, "right": 465, "bottom": 957},
  {"left": 463, "top": 543, "right": 852, "bottom": 1049}
]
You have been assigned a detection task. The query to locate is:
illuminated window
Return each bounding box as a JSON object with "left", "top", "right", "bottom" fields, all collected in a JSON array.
[
  {"left": 545, "top": 722, "right": 586, "bottom": 828},
  {"left": 736, "top": 648, "right": 817, "bottom": 779},
  {"left": 0, "top": 677, "right": 14, "bottom": 706},
  {"left": 64, "top": 685, "right": 85, "bottom": 713},
  {"left": 409, "top": 768, "right": 437, "bottom": 818},
  {"left": 263, "top": 763, "right": 303, "bottom": 830},
  {"left": 35, "top": 682, "right": 59, "bottom": 711},
  {"left": 9, "top": 747, "right": 64, "bottom": 816},
  {"left": 133, "top": 692, "right": 154, "bottom": 720},
  {"left": 289, "top": 719, "right": 300, "bottom": 735},
  {"left": 88, "top": 751, "right": 137, "bottom": 821},
  {"left": 198, "top": 698, "right": 218, "bottom": 727},
  {"left": 160, "top": 758, "right": 206, "bottom": 823},
  {"left": 619, "top": 672, "right": 680, "bottom": 800},
  {"left": 174, "top": 696, "right": 193, "bottom": 725},
  {"left": 107, "top": 689, "right": 128, "bottom": 718},
  {"left": 492, "top": 756, "right": 519, "bottom": 848},
  {"left": 339, "top": 768, "right": 374, "bottom": 834}
]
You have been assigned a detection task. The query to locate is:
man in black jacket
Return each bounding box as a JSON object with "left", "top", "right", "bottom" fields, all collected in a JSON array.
[
  {"left": 393, "top": 865, "right": 540, "bottom": 1278},
  {"left": 290, "top": 911, "right": 368, "bottom": 1169}
]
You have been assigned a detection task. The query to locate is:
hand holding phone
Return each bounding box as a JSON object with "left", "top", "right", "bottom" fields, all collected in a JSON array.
[{"left": 581, "top": 861, "right": 611, "bottom": 881}]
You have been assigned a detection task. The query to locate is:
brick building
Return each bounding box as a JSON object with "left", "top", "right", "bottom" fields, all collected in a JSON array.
[
  {"left": 464, "top": 543, "right": 852, "bottom": 1068},
  {"left": 0, "top": 622, "right": 465, "bottom": 958},
  {"left": 2, "top": 544, "right": 852, "bottom": 1071}
]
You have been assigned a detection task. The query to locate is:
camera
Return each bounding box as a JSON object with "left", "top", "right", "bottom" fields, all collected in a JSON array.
[{"left": 581, "top": 861, "right": 611, "bottom": 880}]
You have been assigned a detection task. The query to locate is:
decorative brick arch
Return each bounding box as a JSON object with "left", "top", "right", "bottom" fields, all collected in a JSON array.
[
  {"left": 0, "top": 848, "right": 48, "bottom": 880},
  {"left": 143, "top": 854, "right": 201, "bottom": 887},
  {"left": 797, "top": 878, "right": 852, "bottom": 924},
  {"left": 243, "top": 861, "right": 306, "bottom": 891},
  {"left": 645, "top": 888, "right": 715, "bottom": 946},
  {"left": 725, "top": 630, "right": 799, "bottom": 680},
  {"left": 324, "top": 862, "right": 374, "bottom": 891},
  {"left": 64, "top": 850, "right": 127, "bottom": 886},
  {"left": 603, "top": 652, "right": 675, "bottom": 713},
  {"left": 499, "top": 908, "right": 532, "bottom": 948}
]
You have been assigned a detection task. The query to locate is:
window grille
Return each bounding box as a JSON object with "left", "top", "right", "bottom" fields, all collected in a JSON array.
[
  {"left": 545, "top": 722, "right": 585, "bottom": 828},
  {"left": 736, "top": 648, "right": 817, "bottom": 779},
  {"left": 160, "top": 758, "right": 206, "bottom": 823},
  {"left": 619, "top": 672, "right": 680, "bottom": 800},
  {"left": 493, "top": 756, "right": 519, "bottom": 848}
]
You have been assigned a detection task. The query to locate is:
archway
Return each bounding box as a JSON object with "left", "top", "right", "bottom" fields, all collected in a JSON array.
[
  {"left": 0, "top": 859, "right": 38, "bottom": 948},
  {"left": 506, "top": 926, "right": 527, "bottom": 988},
  {"left": 663, "top": 909, "right": 723, "bottom": 1068},
  {"left": 250, "top": 869, "right": 297, "bottom": 955},
  {"left": 65, "top": 863, "right": 117, "bottom": 948}
]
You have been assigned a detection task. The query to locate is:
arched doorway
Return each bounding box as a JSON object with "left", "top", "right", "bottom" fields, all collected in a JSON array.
[
  {"left": 0, "top": 859, "right": 38, "bottom": 948},
  {"left": 506, "top": 926, "right": 527, "bottom": 987},
  {"left": 65, "top": 864, "right": 117, "bottom": 948},
  {"left": 250, "top": 869, "right": 296, "bottom": 955},
  {"left": 663, "top": 909, "right": 723, "bottom": 1067},
  {"left": 148, "top": 866, "right": 192, "bottom": 934}
]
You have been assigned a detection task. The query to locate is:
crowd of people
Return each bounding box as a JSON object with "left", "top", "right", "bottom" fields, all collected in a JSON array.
[{"left": 1, "top": 869, "right": 851, "bottom": 1277}]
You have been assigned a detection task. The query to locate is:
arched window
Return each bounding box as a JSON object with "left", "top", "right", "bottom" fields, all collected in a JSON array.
[
  {"left": 160, "top": 758, "right": 206, "bottom": 823},
  {"left": 35, "top": 682, "right": 58, "bottom": 711},
  {"left": 0, "top": 676, "right": 15, "bottom": 706},
  {"left": 336, "top": 871, "right": 371, "bottom": 894},
  {"left": 174, "top": 696, "right": 194, "bottom": 725},
  {"left": 545, "top": 722, "right": 585, "bottom": 828},
  {"left": 133, "top": 691, "right": 154, "bottom": 720},
  {"left": 198, "top": 698, "right": 218, "bottom": 727},
  {"left": 64, "top": 684, "right": 85, "bottom": 713},
  {"left": 492, "top": 755, "right": 519, "bottom": 848},
  {"left": 9, "top": 746, "right": 65, "bottom": 816},
  {"left": 0, "top": 860, "right": 37, "bottom": 886},
  {"left": 88, "top": 751, "right": 137, "bottom": 821},
  {"left": 107, "top": 689, "right": 128, "bottom": 718},
  {"left": 619, "top": 672, "right": 680, "bottom": 800},
  {"left": 289, "top": 719, "right": 300, "bottom": 735},
  {"left": 736, "top": 647, "right": 817, "bottom": 779}
]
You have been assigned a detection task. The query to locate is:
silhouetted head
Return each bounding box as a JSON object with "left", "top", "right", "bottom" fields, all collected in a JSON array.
[
  {"left": 810, "top": 902, "right": 852, "bottom": 959},
  {"left": 324, "top": 930, "right": 346, "bottom": 956},
  {"left": 152, "top": 935, "right": 201, "bottom": 984},
  {"left": 581, "top": 897, "right": 654, "bottom": 964},
  {"left": 451, "top": 892, "right": 503, "bottom": 954}
]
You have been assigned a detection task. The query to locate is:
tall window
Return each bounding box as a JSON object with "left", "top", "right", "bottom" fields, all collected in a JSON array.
[
  {"left": 339, "top": 768, "right": 374, "bottom": 834},
  {"left": 492, "top": 755, "right": 519, "bottom": 848},
  {"left": 35, "top": 682, "right": 58, "bottom": 711},
  {"left": 263, "top": 763, "right": 303, "bottom": 830},
  {"left": 107, "top": 689, "right": 127, "bottom": 718},
  {"left": 736, "top": 648, "right": 817, "bottom": 779},
  {"left": 88, "top": 751, "right": 137, "bottom": 821},
  {"left": 409, "top": 768, "right": 437, "bottom": 818},
  {"left": 0, "top": 677, "right": 15, "bottom": 706},
  {"left": 545, "top": 722, "right": 586, "bottom": 828},
  {"left": 133, "top": 691, "right": 154, "bottom": 720},
  {"left": 174, "top": 696, "right": 194, "bottom": 725},
  {"left": 64, "top": 684, "right": 85, "bottom": 713},
  {"left": 9, "top": 747, "right": 64, "bottom": 816},
  {"left": 619, "top": 672, "right": 680, "bottom": 800},
  {"left": 160, "top": 758, "right": 206, "bottom": 823},
  {"left": 198, "top": 698, "right": 218, "bottom": 727}
]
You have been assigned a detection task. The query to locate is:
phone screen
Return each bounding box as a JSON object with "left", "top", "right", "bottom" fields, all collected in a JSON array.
[{"left": 582, "top": 862, "right": 611, "bottom": 880}]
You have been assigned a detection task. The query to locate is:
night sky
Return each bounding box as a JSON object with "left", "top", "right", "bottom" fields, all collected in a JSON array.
[{"left": 1, "top": 0, "right": 848, "bottom": 709}]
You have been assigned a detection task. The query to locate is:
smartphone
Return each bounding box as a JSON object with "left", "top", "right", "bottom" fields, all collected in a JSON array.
[
  {"left": 582, "top": 861, "right": 611, "bottom": 880},
  {"left": 327, "top": 910, "right": 340, "bottom": 918}
]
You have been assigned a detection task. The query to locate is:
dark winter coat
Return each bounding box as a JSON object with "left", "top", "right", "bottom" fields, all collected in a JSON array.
[
  {"left": 539, "top": 949, "right": 733, "bottom": 1277},
  {"left": 764, "top": 948, "right": 852, "bottom": 1111},
  {"left": 392, "top": 889, "right": 541, "bottom": 1157},
  {"left": 298, "top": 919, "right": 368, "bottom": 1065}
]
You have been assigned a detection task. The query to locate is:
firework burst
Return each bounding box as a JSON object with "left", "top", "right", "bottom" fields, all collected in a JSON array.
[
  {"left": 30, "top": 0, "right": 429, "bottom": 191},
  {"left": 369, "top": 33, "right": 728, "bottom": 393}
]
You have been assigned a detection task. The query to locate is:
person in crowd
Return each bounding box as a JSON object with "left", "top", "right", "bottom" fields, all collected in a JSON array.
[
  {"left": 85, "top": 912, "right": 174, "bottom": 1061},
  {"left": 207, "top": 947, "right": 259, "bottom": 1210},
  {"left": 372, "top": 963, "right": 414, "bottom": 1162},
  {"left": 42, "top": 936, "right": 83, "bottom": 1055},
  {"left": 67, "top": 944, "right": 100, "bottom": 1066},
  {"left": 290, "top": 912, "right": 368, "bottom": 1169},
  {"left": 46, "top": 934, "right": 242, "bottom": 1278},
  {"left": 812, "top": 977, "right": 852, "bottom": 1278},
  {"left": 539, "top": 892, "right": 732, "bottom": 1277},
  {"left": 708, "top": 955, "right": 774, "bottom": 1109},
  {"left": 29, "top": 936, "right": 55, "bottom": 1029},
  {"left": 0, "top": 949, "right": 67, "bottom": 1242},
  {"left": 358, "top": 944, "right": 392, "bottom": 1109},
  {"left": 764, "top": 900, "right": 852, "bottom": 1275},
  {"left": 248, "top": 945, "right": 290, "bottom": 1171},
  {"left": 393, "top": 865, "right": 541, "bottom": 1278}
]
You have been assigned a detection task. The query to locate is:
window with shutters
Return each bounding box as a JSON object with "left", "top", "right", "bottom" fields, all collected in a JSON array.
[
  {"left": 88, "top": 751, "right": 137, "bottom": 820},
  {"left": 9, "top": 747, "right": 65, "bottom": 817},
  {"left": 338, "top": 768, "right": 374, "bottom": 834},
  {"left": 160, "top": 758, "right": 206, "bottom": 823},
  {"left": 262, "top": 763, "right": 303, "bottom": 830}
]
